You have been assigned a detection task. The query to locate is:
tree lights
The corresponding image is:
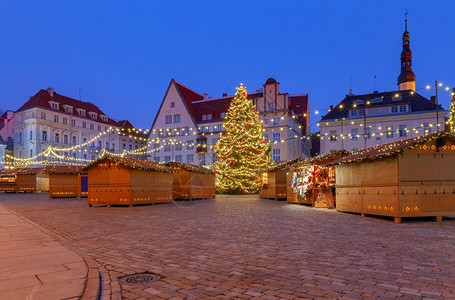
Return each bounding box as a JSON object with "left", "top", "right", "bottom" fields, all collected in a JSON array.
[{"left": 214, "top": 84, "right": 271, "bottom": 194}]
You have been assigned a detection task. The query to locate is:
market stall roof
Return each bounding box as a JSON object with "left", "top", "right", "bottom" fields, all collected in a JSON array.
[
  {"left": 287, "top": 150, "right": 350, "bottom": 170},
  {"left": 259, "top": 158, "right": 303, "bottom": 174},
  {"left": 0, "top": 167, "right": 45, "bottom": 175},
  {"left": 44, "top": 165, "right": 87, "bottom": 175},
  {"left": 164, "top": 161, "right": 214, "bottom": 174},
  {"left": 328, "top": 131, "right": 451, "bottom": 165},
  {"left": 82, "top": 155, "right": 175, "bottom": 172}
]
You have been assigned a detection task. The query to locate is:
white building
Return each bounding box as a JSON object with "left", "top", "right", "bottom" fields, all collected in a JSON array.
[
  {"left": 318, "top": 19, "right": 447, "bottom": 154},
  {"left": 148, "top": 78, "right": 311, "bottom": 165},
  {"left": 13, "top": 88, "right": 147, "bottom": 163}
]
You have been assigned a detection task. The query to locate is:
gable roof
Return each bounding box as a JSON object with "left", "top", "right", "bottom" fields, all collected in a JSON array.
[
  {"left": 82, "top": 155, "right": 174, "bottom": 172},
  {"left": 17, "top": 89, "right": 118, "bottom": 126},
  {"left": 328, "top": 131, "right": 451, "bottom": 165},
  {"left": 164, "top": 161, "right": 214, "bottom": 174},
  {"left": 118, "top": 120, "right": 148, "bottom": 138},
  {"left": 320, "top": 90, "right": 444, "bottom": 121},
  {"left": 44, "top": 165, "right": 87, "bottom": 174}
]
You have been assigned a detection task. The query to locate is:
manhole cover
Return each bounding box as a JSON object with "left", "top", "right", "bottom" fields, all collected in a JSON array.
[{"left": 120, "top": 273, "right": 162, "bottom": 284}]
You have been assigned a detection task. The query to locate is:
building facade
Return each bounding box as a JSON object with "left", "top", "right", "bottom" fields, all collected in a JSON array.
[
  {"left": 148, "top": 78, "right": 310, "bottom": 165},
  {"left": 318, "top": 19, "right": 447, "bottom": 154},
  {"left": 13, "top": 88, "right": 146, "bottom": 164}
]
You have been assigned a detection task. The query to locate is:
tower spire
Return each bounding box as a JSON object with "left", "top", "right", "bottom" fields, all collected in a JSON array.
[{"left": 397, "top": 11, "right": 415, "bottom": 91}]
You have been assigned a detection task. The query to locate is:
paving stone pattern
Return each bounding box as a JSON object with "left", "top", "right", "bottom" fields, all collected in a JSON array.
[{"left": 1, "top": 193, "right": 455, "bottom": 299}]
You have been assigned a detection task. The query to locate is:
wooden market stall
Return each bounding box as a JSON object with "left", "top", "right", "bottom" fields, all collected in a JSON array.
[
  {"left": 289, "top": 150, "right": 348, "bottom": 208},
  {"left": 45, "top": 165, "right": 88, "bottom": 199},
  {"left": 83, "top": 155, "right": 174, "bottom": 207},
  {"left": 259, "top": 159, "right": 302, "bottom": 201},
  {"left": 332, "top": 132, "right": 455, "bottom": 223},
  {"left": 0, "top": 167, "right": 48, "bottom": 193},
  {"left": 165, "top": 161, "right": 215, "bottom": 200}
]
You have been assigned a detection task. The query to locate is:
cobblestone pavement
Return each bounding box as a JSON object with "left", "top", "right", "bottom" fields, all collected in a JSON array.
[{"left": 1, "top": 193, "right": 455, "bottom": 299}]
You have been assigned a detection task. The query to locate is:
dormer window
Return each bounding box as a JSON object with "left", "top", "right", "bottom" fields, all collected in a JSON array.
[
  {"left": 100, "top": 115, "right": 108, "bottom": 122},
  {"left": 392, "top": 94, "right": 402, "bottom": 101},
  {"left": 372, "top": 97, "right": 383, "bottom": 104},
  {"left": 63, "top": 105, "right": 73, "bottom": 113},
  {"left": 353, "top": 99, "right": 364, "bottom": 105},
  {"left": 49, "top": 101, "right": 60, "bottom": 110},
  {"left": 76, "top": 108, "right": 86, "bottom": 117},
  {"left": 89, "top": 112, "right": 98, "bottom": 120}
]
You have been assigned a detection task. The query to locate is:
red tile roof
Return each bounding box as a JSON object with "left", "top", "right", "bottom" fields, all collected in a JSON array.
[
  {"left": 289, "top": 94, "right": 310, "bottom": 135},
  {"left": 118, "top": 120, "right": 148, "bottom": 138},
  {"left": 82, "top": 155, "right": 174, "bottom": 172},
  {"left": 174, "top": 80, "right": 204, "bottom": 118},
  {"left": 44, "top": 165, "right": 87, "bottom": 174},
  {"left": 17, "top": 89, "right": 118, "bottom": 126},
  {"left": 165, "top": 161, "right": 214, "bottom": 174},
  {"left": 328, "top": 131, "right": 450, "bottom": 165}
]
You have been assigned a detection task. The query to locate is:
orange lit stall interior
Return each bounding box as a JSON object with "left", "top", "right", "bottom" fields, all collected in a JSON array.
[
  {"left": 165, "top": 161, "right": 215, "bottom": 200},
  {"left": 259, "top": 159, "right": 302, "bottom": 201},
  {"left": 331, "top": 132, "right": 455, "bottom": 223},
  {"left": 83, "top": 155, "right": 174, "bottom": 207},
  {"left": 44, "top": 165, "right": 87, "bottom": 199},
  {"left": 289, "top": 150, "right": 349, "bottom": 208},
  {"left": 0, "top": 167, "right": 48, "bottom": 193}
]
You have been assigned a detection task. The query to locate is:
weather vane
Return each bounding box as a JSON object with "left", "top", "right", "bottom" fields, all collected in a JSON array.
[{"left": 405, "top": 9, "right": 409, "bottom": 30}]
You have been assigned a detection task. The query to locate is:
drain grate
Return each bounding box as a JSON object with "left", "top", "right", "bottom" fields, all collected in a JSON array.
[{"left": 120, "top": 273, "right": 162, "bottom": 284}]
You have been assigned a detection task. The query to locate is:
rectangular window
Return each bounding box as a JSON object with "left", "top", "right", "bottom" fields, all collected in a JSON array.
[
  {"left": 64, "top": 135, "right": 68, "bottom": 144},
  {"left": 399, "top": 125, "right": 407, "bottom": 137},
  {"left": 164, "top": 156, "right": 171, "bottom": 163},
  {"left": 351, "top": 128, "right": 358, "bottom": 140},
  {"left": 63, "top": 117, "right": 67, "bottom": 125},
  {"left": 391, "top": 106, "right": 398, "bottom": 113},
  {"left": 155, "top": 157, "right": 160, "bottom": 162},
  {"left": 364, "top": 127, "right": 371, "bottom": 139},
  {"left": 207, "top": 114, "right": 212, "bottom": 120},
  {"left": 98, "top": 125, "right": 101, "bottom": 131},
  {"left": 221, "top": 112, "right": 226, "bottom": 118},
  {"left": 90, "top": 124, "right": 94, "bottom": 130},
  {"left": 186, "top": 154, "right": 194, "bottom": 164},
  {"left": 182, "top": 127, "right": 189, "bottom": 135},
  {"left": 202, "top": 115, "right": 207, "bottom": 120},
  {"left": 350, "top": 110, "right": 357, "bottom": 117},
  {"left": 423, "top": 123, "right": 432, "bottom": 134},
  {"left": 174, "top": 114, "right": 180, "bottom": 123},
  {"left": 19, "top": 132, "right": 22, "bottom": 142},
  {"left": 264, "top": 134, "right": 269, "bottom": 143},
  {"left": 263, "top": 119, "right": 269, "bottom": 126},
  {"left": 386, "top": 126, "right": 394, "bottom": 138},
  {"left": 30, "top": 131, "right": 33, "bottom": 140},
  {"left": 72, "top": 136, "right": 76, "bottom": 145},
  {"left": 122, "top": 143, "right": 126, "bottom": 150},
  {"left": 175, "top": 155, "right": 182, "bottom": 162},
  {"left": 54, "top": 115, "right": 59, "bottom": 123},
  {"left": 213, "top": 124, "right": 222, "bottom": 132},
  {"left": 71, "top": 119, "right": 76, "bottom": 126},
  {"left": 201, "top": 126, "right": 209, "bottom": 133},
  {"left": 175, "top": 128, "right": 181, "bottom": 136},
  {"left": 400, "top": 105, "right": 407, "bottom": 112},
  {"left": 128, "top": 144, "right": 132, "bottom": 151},
  {"left": 187, "top": 140, "right": 194, "bottom": 150},
  {"left": 272, "top": 149, "right": 281, "bottom": 161},
  {"left": 55, "top": 133, "right": 60, "bottom": 143},
  {"left": 175, "top": 143, "right": 182, "bottom": 151},
  {"left": 198, "top": 154, "right": 206, "bottom": 165},
  {"left": 358, "top": 109, "right": 365, "bottom": 116},
  {"left": 272, "top": 118, "right": 280, "bottom": 126},
  {"left": 164, "top": 144, "right": 171, "bottom": 152},
  {"left": 267, "top": 103, "right": 275, "bottom": 111},
  {"left": 170, "top": 102, "right": 175, "bottom": 108},
  {"left": 272, "top": 133, "right": 281, "bottom": 142},
  {"left": 212, "top": 138, "right": 218, "bottom": 146},
  {"left": 82, "top": 122, "right": 87, "bottom": 129},
  {"left": 165, "top": 115, "right": 172, "bottom": 124},
  {"left": 330, "top": 130, "right": 337, "bottom": 141}
]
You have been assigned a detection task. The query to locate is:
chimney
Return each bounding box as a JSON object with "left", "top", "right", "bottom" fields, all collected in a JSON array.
[
  {"left": 47, "top": 87, "right": 54, "bottom": 97},
  {"left": 330, "top": 105, "right": 334, "bottom": 110},
  {"left": 431, "top": 96, "right": 436, "bottom": 104},
  {"left": 203, "top": 93, "right": 209, "bottom": 100},
  {"left": 222, "top": 93, "right": 227, "bottom": 97}
]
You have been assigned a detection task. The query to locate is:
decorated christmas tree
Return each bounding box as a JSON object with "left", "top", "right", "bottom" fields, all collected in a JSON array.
[{"left": 213, "top": 84, "right": 271, "bottom": 194}]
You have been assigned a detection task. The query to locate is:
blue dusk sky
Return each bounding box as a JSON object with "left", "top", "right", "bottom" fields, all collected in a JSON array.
[{"left": 1, "top": 0, "right": 454, "bottom": 131}]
